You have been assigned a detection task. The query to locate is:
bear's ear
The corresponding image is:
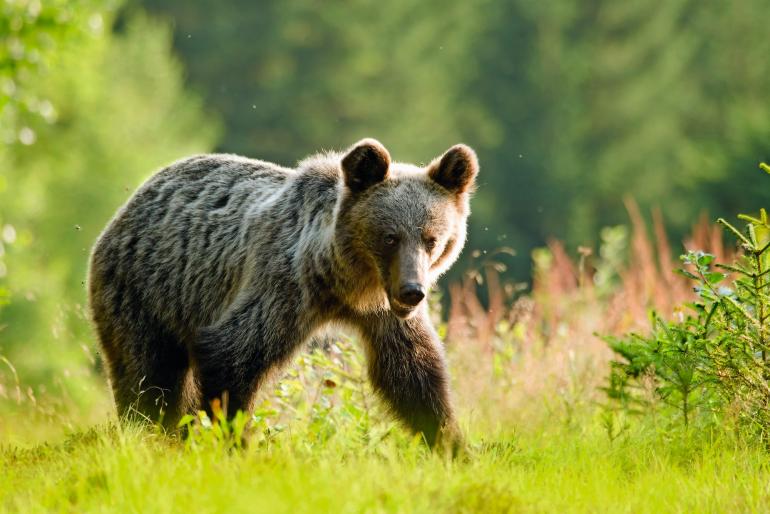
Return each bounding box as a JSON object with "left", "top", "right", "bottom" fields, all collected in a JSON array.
[
  {"left": 341, "top": 138, "right": 391, "bottom": 193},
  {"left": 427, "top": 144, "right": 479, "bottom": 194}
]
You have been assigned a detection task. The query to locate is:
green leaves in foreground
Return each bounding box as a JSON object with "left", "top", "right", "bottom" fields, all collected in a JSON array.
[
  {"left": 604, "top": 311, "right": 715, "bottom": 428},
  {"left": 604, "top": 165, "right": 770, "bottom": 436}
]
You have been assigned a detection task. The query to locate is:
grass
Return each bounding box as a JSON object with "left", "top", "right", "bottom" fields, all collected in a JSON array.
[{"left": 2, "top": 415, "right": 770, "bottom": 513}]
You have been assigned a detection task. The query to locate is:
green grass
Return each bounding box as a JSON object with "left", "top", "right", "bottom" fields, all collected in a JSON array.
[
  {"left": 3, "top": 338, "right": 770, "bottom": 513},
  {"left": 2, "top": 414, "right": 770, "bottom": 513}
]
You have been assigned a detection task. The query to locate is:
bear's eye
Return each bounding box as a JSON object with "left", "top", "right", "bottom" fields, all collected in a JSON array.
[
  {"left": 424, "top": 237, "right": 437, "bottom": 252},
  {"left": 384, "top": 234, "right": 399, "bottom": 247}
]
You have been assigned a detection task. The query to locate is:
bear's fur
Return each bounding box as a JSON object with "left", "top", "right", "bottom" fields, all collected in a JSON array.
[{"left": 88, "top": 138, "right": 478, "bottom": 448}]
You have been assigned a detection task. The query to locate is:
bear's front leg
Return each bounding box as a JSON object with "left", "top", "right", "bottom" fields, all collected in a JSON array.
[{"left": 356, "top": 311, "right": 462, "bottom": 451}]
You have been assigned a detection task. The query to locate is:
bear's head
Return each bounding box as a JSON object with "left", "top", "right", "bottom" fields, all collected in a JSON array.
[{"left": 337, "top": 138, "right": 478, "bottom": 319}]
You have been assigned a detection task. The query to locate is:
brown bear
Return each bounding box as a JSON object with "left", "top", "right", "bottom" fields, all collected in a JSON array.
[{"left": 88, "top": 138, "right": 478, "bottom": 448}]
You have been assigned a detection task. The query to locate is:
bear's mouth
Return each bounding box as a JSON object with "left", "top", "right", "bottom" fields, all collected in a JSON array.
[{"left": 389, "top": 297, "right": 418, "bottom": 319}]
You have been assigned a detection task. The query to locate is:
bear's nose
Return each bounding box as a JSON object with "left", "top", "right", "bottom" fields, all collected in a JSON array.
[{"left": 398, "top": 283, "right": 426, "bottom": 307}]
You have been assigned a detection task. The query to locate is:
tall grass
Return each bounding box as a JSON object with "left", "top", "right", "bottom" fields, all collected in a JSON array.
[
  {"left": 445, "top": 200, "right": 729, "bottom": 427},
  {"left": 0, "top": 201, "right": 730, "bottom": 441}
]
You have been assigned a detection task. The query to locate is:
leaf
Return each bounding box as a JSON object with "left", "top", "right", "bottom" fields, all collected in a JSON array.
[
  {"left": 675, "top": 269, "right": 699, "bottom": 280},
  {"left": 738, "top": 214, "right": 764, "bottom": 225},
  {"left": 716, "top": 263, "right": 752, "bottom": 276},
  {"left": 718, "top": 218, "right": 752, "bottom": 246},
  {"left": 177, "top": 414, "right": 196, "bottom": 428},
  {"left": 697, "top": 253, "right": 715, "bottom": 267},
  {"left": 705, "top": 272, "right": 726, "bottom": 284},
  {"left": 695, "top": 287, "right": 716, "bottom": 301}
]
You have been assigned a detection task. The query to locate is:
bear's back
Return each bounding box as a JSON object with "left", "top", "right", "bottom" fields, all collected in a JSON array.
[{"left": 89, "top": 154, "right": 297, "bottom": 337}]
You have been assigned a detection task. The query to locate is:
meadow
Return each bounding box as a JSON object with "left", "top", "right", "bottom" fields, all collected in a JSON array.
[
  {"left": 3, "top": 3, "right": 770, "bottom": 511},
  {"left": 3, "top": 202, "right": 769, "bottom": 513}
]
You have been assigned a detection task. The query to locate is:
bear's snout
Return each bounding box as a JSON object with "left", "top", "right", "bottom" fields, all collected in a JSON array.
[{"left": 398, "top": 282, "right": 425, "bottom": 307}]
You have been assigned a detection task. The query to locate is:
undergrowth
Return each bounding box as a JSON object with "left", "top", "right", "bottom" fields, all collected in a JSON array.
[{"left": 605, "top": 164, "right": 770, "bottom": 439}]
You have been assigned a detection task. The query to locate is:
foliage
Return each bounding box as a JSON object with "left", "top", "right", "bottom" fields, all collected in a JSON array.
[
  {"left": 1, "top": 0, "right": 102, "bottom": 325},
  {"left": 605, "top": 165, "right": 770, "bottom": 434},
  {"left": 604, "top": 310, "right": 715, "bottom": 428},
  {"left": 178, "top": 335, "right": 393, "bottom": 452},
  {"left": 0, "top": 5, "right": 218, "bottom": 389},
  {"left": 0, "top": 0, "right": 109, "bottom": 141}
]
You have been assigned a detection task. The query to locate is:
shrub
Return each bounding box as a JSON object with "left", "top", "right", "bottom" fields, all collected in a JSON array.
[{"left": 605, "top": 163, "right": 770, "bottom": 435}]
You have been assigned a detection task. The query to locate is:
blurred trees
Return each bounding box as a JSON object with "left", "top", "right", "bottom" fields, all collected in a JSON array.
[
  {"left": 476, "top": 0, "right": 770, "bottom": 250},
  {"left": 138, "top": 0, "right": 489, "bottom": 164},
  {"left": 0, "top": 2, "right": 217, "bottom": 386},
  {"left": 1, "top": 0, "right": 98, "bottom": 319},
  {"left": 1, "top": 0, "right": 94, "bottom": 140},
  {"left": 141, "top": 0, "right": 770, "bottom": 275}
]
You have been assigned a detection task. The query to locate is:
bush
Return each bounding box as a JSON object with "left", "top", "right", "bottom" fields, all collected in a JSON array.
[{"left": 605, "top": 163, "right": 770, "bottom": 435}]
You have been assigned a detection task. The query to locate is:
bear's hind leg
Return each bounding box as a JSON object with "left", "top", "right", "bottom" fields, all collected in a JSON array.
[
  {"left": 191, "top": 304, "right": 304, "bottom": 418},
  {"left": 95, "top": 314, "right": 193, "bottom": 431}
]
